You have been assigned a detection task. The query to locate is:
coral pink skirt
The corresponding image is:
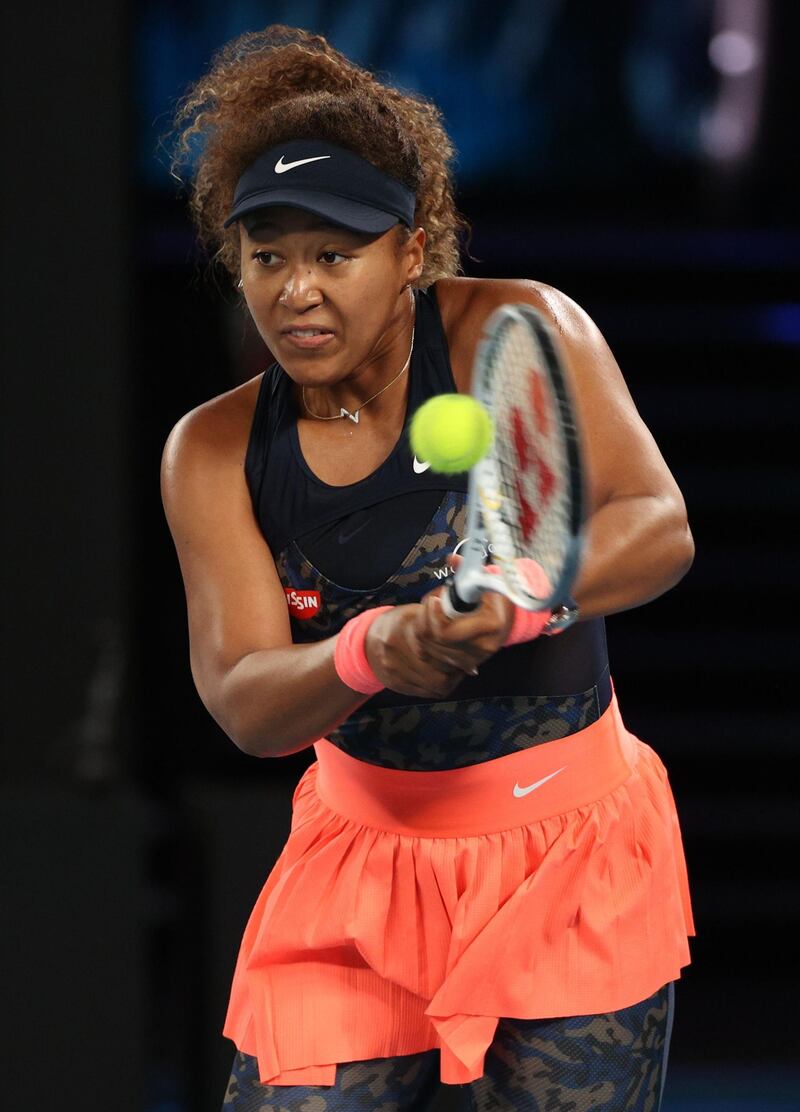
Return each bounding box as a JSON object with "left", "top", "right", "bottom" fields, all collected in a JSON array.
[{"left": 222, "top": 688, "right": 695, "bottom": 1086}]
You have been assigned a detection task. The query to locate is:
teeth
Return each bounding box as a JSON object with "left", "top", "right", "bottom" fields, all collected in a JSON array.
[{"left": 290, "top": 329, "right": 327, "bottom": 337}]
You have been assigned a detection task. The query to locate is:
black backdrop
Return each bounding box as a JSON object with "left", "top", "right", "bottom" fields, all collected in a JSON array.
[{"left": 3, "top": 2, "right": 799, "bottom": 1110}]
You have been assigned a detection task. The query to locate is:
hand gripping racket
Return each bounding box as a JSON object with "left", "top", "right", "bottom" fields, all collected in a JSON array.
[{"left": 441, "top": 303, "right": 585, "bottom": 619}]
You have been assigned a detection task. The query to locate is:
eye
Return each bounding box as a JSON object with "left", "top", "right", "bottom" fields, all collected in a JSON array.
[
  {"left": 253, "top": 250, "right": 280, "bottom": 267},
  {"left": 320, "top": 251, "right": 347, "bottom": 265}
]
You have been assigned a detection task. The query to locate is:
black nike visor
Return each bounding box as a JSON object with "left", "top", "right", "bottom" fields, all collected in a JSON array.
[{"left": 223, "top": 139, "right": 417, "bottom": 234}]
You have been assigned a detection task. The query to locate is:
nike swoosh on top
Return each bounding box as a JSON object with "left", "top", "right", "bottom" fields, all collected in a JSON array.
[
  {"left": 337, "top": 518, "right": 371, "bottom": 545},
  {"left": 274, "top": 154, "right": 332, "bottom": 174},
  {"left": 413, "top": 456, "right": 431, "bottom": 473},
  {"left": 513, "top": 766, "right": 566, "bottom": 798}
]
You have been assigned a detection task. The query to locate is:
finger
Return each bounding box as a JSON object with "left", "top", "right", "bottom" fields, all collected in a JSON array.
[
  {"left": 427, "top": 605, "right": 497, "bottom": 645},
  {"left": 416, "top": 591, "right": 441, "bottom": 637},
  {"left": 404, "top": 623, "right": 469, "bottom": 689},
  {"left": 413, "top": 619, "right": 481, "bottom": 675},
  {"left": 421, "top": 583, "right": 505, "bottom": 652},
  {"left": 384, "top": 655, "right": 462, "bottom": 697},
  {"left": 419, "top": 587, "right": 448, "bottom": 625},
  {"left": 430, "top": 608, "right": 510, "bottom": 659},
  {"left": 420, "top": 608, "right": 485, "bottom": 668},
  {"left": 479, "top": 589, "right": 516, "bottom": 637},
  {"left": 400, "top": 663, "right": 468, "bottom": 697},
  {"left": 419, "top": 587, "right": 466, "bottom": 639},
  {"left": 369, "top": 609, "right": 457, "bottom": 693},
  {"left": 419, "top": 641, "right": 482, "bottom": 675}
]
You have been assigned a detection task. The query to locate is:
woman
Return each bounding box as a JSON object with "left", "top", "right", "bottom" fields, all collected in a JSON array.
[{"left": 163, "top": 25, "right": 695, "bottom": 1112}]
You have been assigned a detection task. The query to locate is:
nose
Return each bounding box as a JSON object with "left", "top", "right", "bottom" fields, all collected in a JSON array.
[{"left": 279, "top": 267, "right": 323, "bottom": 310}]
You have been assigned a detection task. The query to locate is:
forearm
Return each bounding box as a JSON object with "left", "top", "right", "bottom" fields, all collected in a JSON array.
[
  {"left": 217, "top": 639, "right": 370, "bottom": 759},
  {"left": 570, "top": 494, "right": 694, "bottom": 620}
]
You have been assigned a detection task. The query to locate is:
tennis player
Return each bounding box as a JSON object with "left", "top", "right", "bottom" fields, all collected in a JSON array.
[{"left": 163, "top": 25, "right": 696, "bottom": 1112}]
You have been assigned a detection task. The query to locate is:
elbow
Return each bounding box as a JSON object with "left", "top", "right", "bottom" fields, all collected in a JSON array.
[
  {"left": 233, "top": 726, "right": 281, "bottom": 760},
  {"left": 219, "top": 708, "right": 262, "bottom": 757},
  {"left": 666, "top": 511, "right": 695, "bottom": 589},
  {"left": 191, "top": 665, "right": 271, "bottom": 759},
  {"left": 681, "top": 522, "right": 695, "bottom": 575},
  {"left": 214, "top": 698, "right": 278, "bottom": 759},
  {"left": 214, "top": 692, "right": 288, "bottom": 759},
  {"left": 200, "top": 691, "right": 255, "bottom": 757}
]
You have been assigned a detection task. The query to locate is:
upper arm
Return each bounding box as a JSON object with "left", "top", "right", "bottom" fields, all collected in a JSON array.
[
  {"left": 160, "top": 401, "right": 291, "bottom": 723},
  {"left": 456, "top": 277, "right": 689, "bottom": 519}
]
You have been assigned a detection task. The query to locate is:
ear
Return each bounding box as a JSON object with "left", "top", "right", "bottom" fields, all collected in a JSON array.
[{"left": 404, "top": 226, "right": 426, "bottom": 284}]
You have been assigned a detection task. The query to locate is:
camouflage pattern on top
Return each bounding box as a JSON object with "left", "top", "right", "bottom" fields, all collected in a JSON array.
[
  {"left": 326, "top": 688, "right": 600, "bottom": 771},
  {"left": 276, "top": 489, "right": 602, "bottom": 771}
]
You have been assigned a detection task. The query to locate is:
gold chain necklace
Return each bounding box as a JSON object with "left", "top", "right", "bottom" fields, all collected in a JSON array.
[{"left": 301, "top": 327, "right": 415, "bottom": 425}]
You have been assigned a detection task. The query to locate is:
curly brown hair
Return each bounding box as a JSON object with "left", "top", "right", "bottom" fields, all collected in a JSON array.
[{"left": 170, "top": 25, "right": 467, "bottom": 289}]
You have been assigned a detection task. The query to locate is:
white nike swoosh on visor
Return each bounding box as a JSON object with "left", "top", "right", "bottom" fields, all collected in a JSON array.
[
  {"left": 413, "top": 456, "right": 431, "bottom": 473},
  {"left": 513, "top": 766, "right": 566, "bottom": 798},
  {"left": 274, "top": 154, "right": 332, "bottom": 174}
]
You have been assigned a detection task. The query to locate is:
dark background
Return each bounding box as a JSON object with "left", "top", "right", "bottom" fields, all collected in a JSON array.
[{"left": 2, "top": 1, "right": 798, "bottom": 1110}]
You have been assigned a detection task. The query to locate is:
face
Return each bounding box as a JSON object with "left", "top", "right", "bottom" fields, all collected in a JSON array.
[{"left": 238, "top": 207, "right": 425, "bottom": 388}]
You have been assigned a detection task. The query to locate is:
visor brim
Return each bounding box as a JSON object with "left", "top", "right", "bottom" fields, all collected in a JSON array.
[{"left": 223, "top": 190, "right": 402, "bottom": 233}]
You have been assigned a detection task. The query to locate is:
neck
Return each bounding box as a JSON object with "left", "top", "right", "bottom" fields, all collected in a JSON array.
[{"left": 300, "top": 292, "right": 416, "bottom": 421}]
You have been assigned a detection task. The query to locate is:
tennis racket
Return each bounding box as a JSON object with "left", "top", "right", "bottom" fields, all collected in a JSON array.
[{"left": 441, "top": 303, "right": 585, "bottom": 619}]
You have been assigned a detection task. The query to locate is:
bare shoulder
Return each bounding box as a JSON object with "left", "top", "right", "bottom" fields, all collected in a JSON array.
[
  {"left": 160, "top": 370, "right": 268, "bottom": 571},
  {"left": 161, "top": 372, "right": 264, "bottom": 478},
  {"left": 436, "top": 275, "right": 600, "bottom": 344},
  {"left": 432, "top": 277, "right": 602, "bottom": 389},
  {"left": 435, "top": 276, "right": 686, "bottom": 514}
]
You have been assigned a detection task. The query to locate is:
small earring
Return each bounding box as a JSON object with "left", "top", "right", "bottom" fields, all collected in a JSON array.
[{"left": 237, "top": 279, "right": 243, "bottom": 290}]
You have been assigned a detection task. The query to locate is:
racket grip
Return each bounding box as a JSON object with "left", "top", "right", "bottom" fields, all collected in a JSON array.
[{"left": 441, "top": 580, "right": 480, "bottom": 619}]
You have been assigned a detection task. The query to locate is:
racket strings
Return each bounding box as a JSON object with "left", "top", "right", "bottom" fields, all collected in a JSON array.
[{"left": 482, "top": 318, "right": 573, "bottom": 605}]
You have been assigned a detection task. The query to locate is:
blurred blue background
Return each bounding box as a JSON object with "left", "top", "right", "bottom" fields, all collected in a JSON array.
[
  {"left": 138, "top": 0, "right": 775, "bottom": 205},
  {"left": 3, "top": 1, "right": 798, "bottom": 1110}
]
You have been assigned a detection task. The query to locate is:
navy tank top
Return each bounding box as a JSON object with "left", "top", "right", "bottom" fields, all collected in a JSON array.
[{"left": 245, "top": 285, "right": 610, "bottom": 770}]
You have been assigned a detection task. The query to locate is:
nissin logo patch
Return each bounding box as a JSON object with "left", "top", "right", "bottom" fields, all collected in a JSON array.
[{"left": 284, "top": 588, "right": 321, "bottom": 620}]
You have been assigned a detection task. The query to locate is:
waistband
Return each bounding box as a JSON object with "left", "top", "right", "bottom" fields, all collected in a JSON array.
[{"left": 313, "top": 689, "right": 638, "bottom": 837}]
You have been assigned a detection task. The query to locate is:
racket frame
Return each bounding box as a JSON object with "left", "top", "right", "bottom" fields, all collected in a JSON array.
[{"left": 442, "top": 303, "right": 585, "bottom": 617}]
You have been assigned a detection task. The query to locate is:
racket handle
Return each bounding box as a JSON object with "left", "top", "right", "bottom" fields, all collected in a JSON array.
[{"left": 441, "top": 580, "right": 480, "bottom": 619}]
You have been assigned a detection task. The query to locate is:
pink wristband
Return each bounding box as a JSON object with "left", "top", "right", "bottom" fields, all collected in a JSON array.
[
  {"left": 333, "top": 606, "right": 394, "bottom": 695},
  {"left": 505, "top": 604, "right": 552, "bottom": 645},
  {"left": 482, "top": 560, "right": 553, "bottom": 646}
]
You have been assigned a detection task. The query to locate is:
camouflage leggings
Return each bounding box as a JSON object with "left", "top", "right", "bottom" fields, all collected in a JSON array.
[{"left": 222, "top": 981, "right": 675, "bottom": 1111}]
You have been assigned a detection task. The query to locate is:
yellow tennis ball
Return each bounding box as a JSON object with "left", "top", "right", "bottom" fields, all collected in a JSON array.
[{"left": 409, "top": 394, "right": 494, "bottom": 473}]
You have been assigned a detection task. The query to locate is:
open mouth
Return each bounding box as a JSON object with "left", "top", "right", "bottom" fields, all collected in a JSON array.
[{"left": 281, "top": 328, "right": 336, "bottom": 349}]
